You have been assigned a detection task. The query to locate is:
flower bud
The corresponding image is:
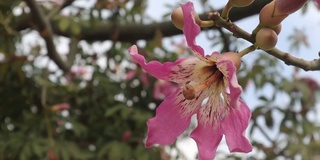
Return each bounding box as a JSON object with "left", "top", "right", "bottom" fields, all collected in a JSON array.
[
  {"left": 255, "top": 28, "right": 278, "bottom": 50},
  {"left": 271, "top": 24, "right": 282, "bottom": 35},
  {"left": 222, "top": 52, "right": 242, "bottom": 70},
  {"left": 171, "top": 7, "right": 185, "bottom": 30},
  {"left": 171, "top": 7, "right": 214, "bottom": 30},
  {"left": 275, "top": 0, "right": 308, "bottom": 15},
  {"left": 259, "top": 1, "right": 287, "bottom": 27},
  {"left": 229, "top": 0, "right": 254, "bottom": 7}
]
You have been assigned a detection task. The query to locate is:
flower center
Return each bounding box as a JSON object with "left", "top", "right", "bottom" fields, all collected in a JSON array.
[{"left": 182, "top": 69, "right": 223, "bottom": 100}]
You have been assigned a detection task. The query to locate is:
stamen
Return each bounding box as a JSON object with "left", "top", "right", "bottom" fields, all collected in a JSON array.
[
  {"left": 183, "top": 83, "right": 196, "bottom": 100},
  {"left": 182, "top": 71, "right": 223, "bottom": 100}
]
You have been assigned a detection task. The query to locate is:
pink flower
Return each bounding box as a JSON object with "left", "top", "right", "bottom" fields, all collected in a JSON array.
[
  {"left": 128, "top": 2, "right": 252, "bottom": 159},
  {"left": 125, "top": 68, "right": 150, "bottom": 86},
  {"left": 66, "top": 66, "right": 88, "bottom": 82},
  {"left": 51, "top": 103, "right": 70, "bottom": 112},
  {"left": 153, "top": 80, "right": 179, "bottom": 100},
  {"left": 315, "top": 0, "right": 320, "bottom": 9}
]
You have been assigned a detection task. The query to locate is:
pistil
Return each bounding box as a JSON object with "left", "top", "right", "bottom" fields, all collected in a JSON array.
[{"left": 183, "top": 71, "right": 223, "bottom": 100}]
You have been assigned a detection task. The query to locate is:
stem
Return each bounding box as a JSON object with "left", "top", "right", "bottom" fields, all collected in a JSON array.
[
  {"left": 198, "top": 20, "right": 215, "bottom": 28},
  {"left": 256, "top": 122, "right": 274, "bottom": 143},
  {"left": 238, "top": 45, "right": 257, "bottom": 57},
  {"left": 208, "top": 11, "right": 320, "bottom": 71},
  {"left": 221, "top": 1, "right": 233, "bottom": 19},
  {"left": 251, "top": 24, "right": 262, "bottom": 38},
  {"left": 41, "top": 71, "right": 55, "bottom": 147},
  {"left": 24, "top": 0, "right": 69, "bottom": 73}
]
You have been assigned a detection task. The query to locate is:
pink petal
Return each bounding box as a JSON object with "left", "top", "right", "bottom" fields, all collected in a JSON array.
[
  {"left": 181, "top": 2, "right": 204, "bottom": 57},
  {"left": 316, "top": 0, "right": 320, "bottom": 9},
  {"left": 153, "top": 80, "right": 178, "bottom": 100},
  {"left": 181, "top": 2, "right": 220, "bottom": 63},
  {"left": 140, "top": 72, "right": 150, "bottom": 86},
  {"left": 126, "top": 70, "right": 137, "bottom": 81},
  {"left": 275, "top": 0, "right": 307, "bottom": 15},
  {"left": 146, "top": 88, "right": 197, "bottom": 147},
  {"left": 221, "top": 99, "right": 252, "bottom": 153},
  {"left": 129, "top": 45, "right": 212, "bottom": 84},
  {"left": 190, "top": 113, "right": 223, "bottom": 160},
  {"left": 190, "top": 86, "right": 226, "bottom": 160},
  {"left": 153, "top": 81, "right": 163, "bottom": 100},
  {"left": 216, "top": 59, "right": 243, "bottom": 108}
]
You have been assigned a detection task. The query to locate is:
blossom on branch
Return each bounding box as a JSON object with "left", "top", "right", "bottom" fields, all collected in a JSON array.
[{"left": 128, "top": 2, "right": 252, "bottom": 159}]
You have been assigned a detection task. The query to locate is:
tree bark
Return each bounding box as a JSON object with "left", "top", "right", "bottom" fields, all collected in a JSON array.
[{"left": 12, "top": 0, "right": 271, "bottom": 42}]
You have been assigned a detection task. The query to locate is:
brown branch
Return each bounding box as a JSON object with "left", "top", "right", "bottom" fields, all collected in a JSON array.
[
  {"left": 12, "top": 0, "right": 271, "bottom": 42},
  {"left": 67, "top": 36, "right": 79, "bottom": 67},
  {"left": 208, "top": 12, "right": 320, "bottom": 71},
  {"left": 47, "top": 0, "right": 75, "bottom": 18},
  {"left": 24, "top": 0, "right": 70, "bottom": 72}
]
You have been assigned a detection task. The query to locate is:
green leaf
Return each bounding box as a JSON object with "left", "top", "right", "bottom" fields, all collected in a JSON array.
[
  {"left": 0, "top": 63, "right": 8, "bottom": 81},
  {"left": 31, "top": 139, "right": 48, "bottom": 158},
  {"left": 58, "top": 18, "right": 70, "bottom": 32},
  {"left": 20, "top": 142, "right": 32, "bottom": 160},
  {"left": 134, "top": 144, "right": 149, "bottom": 160},
  {"left": 72, "top": 121, "right": 88, "bottom": 137},
  {"left": 105, "top": 104, "right": 124, "bottom": 117},
  {"left": 98, "top": 141, "right": 132, "bottom": 159},
  {"left": 71, "top": 24, "right": 81, "bottom": 35}
]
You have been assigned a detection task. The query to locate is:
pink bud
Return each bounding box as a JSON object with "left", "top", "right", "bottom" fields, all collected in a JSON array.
[
  {"left": 259, "top": 1, "right": 287, "bottom": 27},
  {"left": 275, "top": 0, "right": 308, "bottom": 15},
  {"left": 122, "top": 130, "right": 132, "bottom": 142},
  {"left": 255, "top": 28, "right": 278, "bottom": 50},
  {"left": 222, "top": 52, "right": 242, "bottom": 70}
]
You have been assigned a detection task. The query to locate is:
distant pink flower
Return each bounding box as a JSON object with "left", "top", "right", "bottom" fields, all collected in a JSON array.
[
  {"left": 128, "top": 2, "right": 251, "bottom": 159},
  {"left": 125, "top": 68, "right": 150, "bottom": 86},
  {"left": 66, "top": 66, "right": 88, "bottom": 82},
  {"left": 51, "top": 103, "right": 70, "bottom": 112},
  {"left": 71, "top": 67, "right": 87, "bottom": 76},
  {"left": 153, "top": 80, "right": 179, "bottom": 100},
  {"left": 315, "top": 0, "right": 320, "bottom": 9}
]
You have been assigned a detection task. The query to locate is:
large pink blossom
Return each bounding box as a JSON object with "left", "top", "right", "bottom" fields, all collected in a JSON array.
[{"left": 128, "top": 2, "right": 252, "bottom": 159}]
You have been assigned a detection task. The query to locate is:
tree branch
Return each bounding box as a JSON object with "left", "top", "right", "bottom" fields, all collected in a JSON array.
[
  {"left": 13, "top": 0, "right": 271, "bottom": 42},
  {"left": 47, "top": 0, "right": 76, "bottom": 18},
  {"left": 208, "top": 12, "right": 320, "bottom": 71},
  {"left": 24, "top": 0, "right": 70, "bottom": 72}
]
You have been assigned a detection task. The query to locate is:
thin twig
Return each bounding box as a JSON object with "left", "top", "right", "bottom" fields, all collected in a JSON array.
[
  {"left": 14, "top": 0, "right": 271, "bottom": 42},
  {"left": 24, "top": 0, "right": 70, "bottom": 72},
  {"left": 41, "top": 69, "right": 55, "bottom": 147},
  {"left": 255, "top": 122, "right": 274, "bottom": 143},
  {"left": 67, "top": 36, "right": 79, "bottom": 67},
  {"left": 47, "top": 0, "right": 75, "bottom": 18},
  {"left": 208, "top": 11, "right": 320, "bottom": 71}
]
